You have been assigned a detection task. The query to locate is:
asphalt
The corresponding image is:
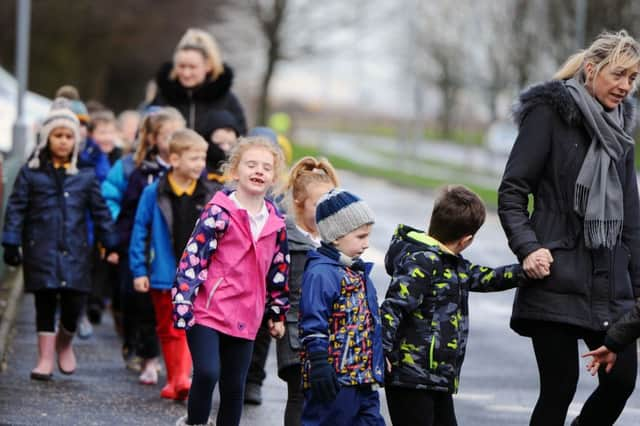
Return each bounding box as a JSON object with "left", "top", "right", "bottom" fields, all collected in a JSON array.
[{"left": 0, "top": 287, "right": 390, "bottom": 426}]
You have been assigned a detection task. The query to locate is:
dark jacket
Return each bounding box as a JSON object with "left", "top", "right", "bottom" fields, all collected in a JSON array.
[
  {"left": 151, "top": 62, "right": 247, "bottom": 136},
  {"left": 276, "top": 217, "right": 319, "bottom": 376},
  {"left": 498, "top": 80, "right": 640, "bottom": 335},
  {"left": 604, "top": 299, "right": 640, "bottom": 352},
  {"left": 381, "top": 225, "right": 523, "bottom": 393},
  {"left": 299, "top": 244, "right": 385, "bottom": 388},
  {"left": 115, "top": 158, "right": 170, "bottom": 251},
  {"left": 2, "top": 163, "right": 117, "bottom": 293},
  {"left": 129, "top": 174, "right": 220, "bottom": 289}
]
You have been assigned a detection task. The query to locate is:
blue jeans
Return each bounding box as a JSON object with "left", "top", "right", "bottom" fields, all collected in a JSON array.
[
  {"left": 186, "top": 324, "right": 254, "bottom": 426},
  {"left": 302, "top": 385, "right": 385, "bottom": 426}
]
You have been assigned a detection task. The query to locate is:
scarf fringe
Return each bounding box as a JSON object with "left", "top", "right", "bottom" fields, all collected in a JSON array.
[
  {"left": 584, "top": 219, "right": 623, "bottom": 249},
  {"left": 574, "top": 184, "right": 590, "bottom": 214}
]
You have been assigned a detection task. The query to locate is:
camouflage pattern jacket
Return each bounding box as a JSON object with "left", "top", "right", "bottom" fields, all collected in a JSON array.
[{"left": 381, "top": 224, "right": 524, "bottom": 393}]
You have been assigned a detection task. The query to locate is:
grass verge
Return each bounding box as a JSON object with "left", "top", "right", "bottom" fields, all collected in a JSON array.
[{"left": 292, "top": 143, "right": 499, "bottom": 208}]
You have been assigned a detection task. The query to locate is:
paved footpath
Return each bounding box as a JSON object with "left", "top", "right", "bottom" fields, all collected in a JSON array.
[{"left": 2, "top": 292, "right": 384, "bottom": 426}]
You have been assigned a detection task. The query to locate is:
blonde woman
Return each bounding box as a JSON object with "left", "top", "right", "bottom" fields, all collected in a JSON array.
[
  {"left": 498, "top": 30, "right": 640, "bottom": 425},
  {"left": 151, "top": 28, "right": 247, "bottom": 137}
]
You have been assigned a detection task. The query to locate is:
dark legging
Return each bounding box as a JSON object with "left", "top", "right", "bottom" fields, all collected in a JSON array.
[
  {"left": 530, "top": 321, "right": 637, "bottom": 426},
  {"left": 280, "top": 365, "right": 304, "bottom": 426},
  {"left": 186, "top": 324, "right": 254, "bottom": 426},
  {"left": 34, "top": 289, "right": 86, "bottom": 333},
  {"left": 385, "top": 385, "right": 457, "bottom": 426}
]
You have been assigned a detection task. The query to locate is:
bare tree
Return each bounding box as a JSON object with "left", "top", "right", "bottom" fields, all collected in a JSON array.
[{"left": 217, "top": 0, "right": 362, "bottom": 126}]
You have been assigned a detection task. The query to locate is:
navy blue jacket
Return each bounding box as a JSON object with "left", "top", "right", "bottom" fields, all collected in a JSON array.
[
  {"left": 299, "top": 245, "right": 384, "bottom": 388},
  {"left": 2, "top": 163, "right": 117, "bottom": 293}
]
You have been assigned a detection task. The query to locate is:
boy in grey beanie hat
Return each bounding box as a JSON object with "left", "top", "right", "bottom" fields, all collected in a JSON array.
[
  {"left": 298, "top": 188, "right": 385, "bottom": 423},
  {"left": 315, "top": 188, "right": 375, "bottom": 245}
]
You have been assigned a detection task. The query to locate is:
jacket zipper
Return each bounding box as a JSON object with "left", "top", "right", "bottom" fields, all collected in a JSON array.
[
  {"left": 429, "top": 335, "right": 437, "bottom": 370},
  {"left": 340, "top": 333, "right": 352, "bottom": 371},
  {"left": 205, "top": 277, "right": 223, "bottom": 309},
  {"left": 188, "top": 90, "right": 195, "bottom": 128}
]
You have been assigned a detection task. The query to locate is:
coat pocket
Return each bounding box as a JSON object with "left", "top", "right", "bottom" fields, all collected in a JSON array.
[
  {"left": 544, "top": 236, "right": 590, "bottom": 296},
  {"left": 205, "top": 277, "right": 224, "bottom": 310},
  {"left": 612, "top": 243, "right": 633, "bottom": 301}
]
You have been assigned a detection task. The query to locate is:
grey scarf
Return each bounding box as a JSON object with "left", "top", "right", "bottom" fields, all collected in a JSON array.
[{"left": 565, "top": 78, "right": 634, "bottom": 249}]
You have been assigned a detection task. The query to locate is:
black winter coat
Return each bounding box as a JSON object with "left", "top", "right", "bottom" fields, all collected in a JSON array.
[
  {"left": 151, "top": 62, "right": 247, "bottom": 136},
  {"left": 2, "top": 163, "right": 117, "bottom": 293},
  {"left": 604, "top": 299, "right": 640, "bottom": 352},
  {"left": 498, "top": 80, "right": 640, "bottom": 334}
]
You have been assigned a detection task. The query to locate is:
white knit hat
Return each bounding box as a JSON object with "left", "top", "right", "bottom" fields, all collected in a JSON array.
[{"left": 29, "top": 98, "right": 81, "bottom": 174}]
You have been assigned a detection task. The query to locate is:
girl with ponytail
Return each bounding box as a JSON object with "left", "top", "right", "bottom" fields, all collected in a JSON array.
[{"left": 276, "top": 156, "right": 339, "bottom": 426}]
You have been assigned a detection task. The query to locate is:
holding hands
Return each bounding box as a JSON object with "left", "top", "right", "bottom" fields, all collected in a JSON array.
[{"left": 523, "top": 248, "right": 554, "bottom": 279}]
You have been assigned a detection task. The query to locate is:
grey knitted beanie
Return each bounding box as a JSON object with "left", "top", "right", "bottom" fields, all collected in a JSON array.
[{"left": 315, "top": 188, "right": 375, "bottom": 243}]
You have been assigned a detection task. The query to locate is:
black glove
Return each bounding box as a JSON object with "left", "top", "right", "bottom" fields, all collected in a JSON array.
[
  {"left": 3, "top": 244, "right": 22, "bottom": 266},
  {"left": 308, "top": 351, "right": 340, "bottom": 402}
]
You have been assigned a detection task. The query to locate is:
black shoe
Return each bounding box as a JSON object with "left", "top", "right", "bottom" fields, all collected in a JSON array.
[
  {"left": 30, "top": 371, "right": 53, "bottom": 381},
  {"left": 87, "top": 305, "right": 102, "bottom": 325},
  {"left": 244, "top": 383, "right": 262, "bottom": 405}
]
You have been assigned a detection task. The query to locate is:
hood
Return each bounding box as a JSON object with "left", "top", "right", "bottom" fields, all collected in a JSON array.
[
  {"left": 512, "top": 79, "right": 637, "bottom": 134},
  {"left": 384, "top": 224, "right": 443, "bottom": 276},
  {"left": 155, "top": 61, "right": 235, "bottom": 104},
  {"left": 285, "top": 215, "right": 318, "bottom": 252}
]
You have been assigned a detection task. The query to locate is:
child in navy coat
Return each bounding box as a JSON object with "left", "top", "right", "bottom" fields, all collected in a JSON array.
[{"left": 2, "top": 99, "right": 117, "bottom": 380}]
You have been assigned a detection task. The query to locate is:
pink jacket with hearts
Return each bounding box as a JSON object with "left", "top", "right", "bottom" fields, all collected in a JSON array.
[{"left": 172, "top": 189, "right": 290, "bottom": 340}]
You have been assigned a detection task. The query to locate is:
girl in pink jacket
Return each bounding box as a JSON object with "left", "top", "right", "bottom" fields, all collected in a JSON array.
[{"left": 173, "top": 136, "right": 290, "bottom": 426}]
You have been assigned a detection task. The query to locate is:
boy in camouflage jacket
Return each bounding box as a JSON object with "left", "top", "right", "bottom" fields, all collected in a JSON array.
[{"left": 381, "top": 185, "right": 548, "bottom": 426}]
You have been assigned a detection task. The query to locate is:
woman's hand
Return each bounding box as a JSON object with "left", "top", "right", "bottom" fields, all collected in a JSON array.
[
  {"left": 523, "top": 248, "right": 554, "bottom": 279},
  {"left": 268, "top": 319, "right": 285, "bottom": 339},
  {"left": 582, "top": 345, "right": 617, "bottom": 375}
]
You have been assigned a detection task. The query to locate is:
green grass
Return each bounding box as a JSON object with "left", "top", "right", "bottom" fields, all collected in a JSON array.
[
  {"left": 309, "top": 122, "right": 485, "bottom": 147},
  {"left": 292, "top": 143, "right": 499, "bottom": 208}
]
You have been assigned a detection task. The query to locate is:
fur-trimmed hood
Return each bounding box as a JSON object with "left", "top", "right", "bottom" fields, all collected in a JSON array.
[
  {"left": 155, "top": 61, "right": 235, "bottom": 104},
  {"left": 512, "top": 80, "right": 637, "bottom": 134}
]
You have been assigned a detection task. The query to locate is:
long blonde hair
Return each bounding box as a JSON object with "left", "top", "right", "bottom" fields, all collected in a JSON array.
[
  {"left": 134, "top": 107, "right": 185, "bottom": 166},
  {"left": 172, "top": 28, "right": 224, "bottom": 81},
  {"left": 554, "top": 30, "right": 640, "bottom": 87}
]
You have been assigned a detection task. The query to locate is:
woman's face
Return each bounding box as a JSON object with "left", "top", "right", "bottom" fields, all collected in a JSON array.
[
  {"left": 174, "top": 49, "right": 211, "bottom": 88},
  {"left": 586, "top": 62, "right": 639, "bottom": 110}
]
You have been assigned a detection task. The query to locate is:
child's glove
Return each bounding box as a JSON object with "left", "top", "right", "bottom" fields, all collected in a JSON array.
[
  {"left": 308, "top": 351, "right": 339, "bottom": 402},
  {"left": 3, "top": 244, "right": 22, "bottom": 266}
]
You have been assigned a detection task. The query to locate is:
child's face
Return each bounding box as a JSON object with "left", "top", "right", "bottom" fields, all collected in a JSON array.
[
  {"left": 296, "top": 182, "right": 334, "bottom": 232},
  {"left": 231, "top": 147, "right": 276, "bottom": 197},
  {"left": 48, "top": 127, "right": 75, "bottom": 163},
  {"left": 169, "top": 148, "right": 207, "bottom": 181},
  {"left": 333, "top": 223, "right": 372, "bottom": 258},
  {"left": 211, "top": 128, "right": 237, "bottom": 153},
  {"left": 91, "top": 122, "right": 117, "bottom": 154},
  {"left": 155, "top": 121, "right": 183, "bottom": 156}
]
